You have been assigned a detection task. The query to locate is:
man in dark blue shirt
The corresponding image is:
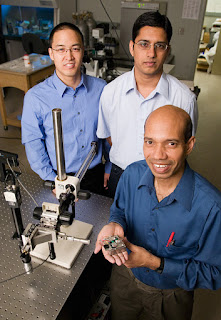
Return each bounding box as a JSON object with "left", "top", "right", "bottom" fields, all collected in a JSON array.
[{"left": 95, "top": 105, "right": 221, "bottom": 320}]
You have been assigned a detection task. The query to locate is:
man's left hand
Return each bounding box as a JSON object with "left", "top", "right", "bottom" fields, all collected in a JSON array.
[{"left": 124, "top": 238, "right": 160, "bottom": 270}]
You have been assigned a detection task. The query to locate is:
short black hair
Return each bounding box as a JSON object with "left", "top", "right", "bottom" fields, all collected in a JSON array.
[
  {"left": 49, "top": 22, "right": 84, "bottom": 47},
  {"left": 132, "top": 11, "right": 172, "bottom": 43},
  {"left": 184, "top": 116, "right": 193, "bottom": 143}
]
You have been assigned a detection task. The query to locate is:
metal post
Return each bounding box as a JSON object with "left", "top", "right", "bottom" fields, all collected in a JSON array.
[
  {"left": 75, "top": 141, "right": 97, "bottom": 182},
  {"left": 52, "top": 108, "right": 66, "bottom": 181}
]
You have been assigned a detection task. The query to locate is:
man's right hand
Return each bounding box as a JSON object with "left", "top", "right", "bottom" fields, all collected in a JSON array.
[{"left": 94, "top": 222, "right": 128, "bottom": 265}]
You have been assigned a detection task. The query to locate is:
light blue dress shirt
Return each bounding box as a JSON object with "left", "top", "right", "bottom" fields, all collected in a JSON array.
[
  {"left": 22, "top": 72, "right": 110, "bottom": 181},
  {"left": 110, "top": 160, "right": 221, "bottom": 291},
  {"left": 97, "top": 69, "right": 198, "bottom": 170}
]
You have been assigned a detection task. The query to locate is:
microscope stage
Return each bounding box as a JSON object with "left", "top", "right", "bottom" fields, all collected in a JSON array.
[{"left": 30, "top": 220, "right": 93, "bottom": 269}]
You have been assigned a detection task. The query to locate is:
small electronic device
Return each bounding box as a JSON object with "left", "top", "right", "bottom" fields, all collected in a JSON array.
[{"left": 100, "top": 236, "right": 126, "bottom": 255}]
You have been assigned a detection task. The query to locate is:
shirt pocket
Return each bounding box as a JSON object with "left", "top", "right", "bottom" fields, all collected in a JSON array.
[{"left": 164, "top": 244, "right": 198, "bottom": 260}]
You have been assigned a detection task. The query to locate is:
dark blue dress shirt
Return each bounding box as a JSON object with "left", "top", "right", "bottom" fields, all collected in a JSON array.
[{"left": 110, "top": 160, "right": 221, "bottom": 290}]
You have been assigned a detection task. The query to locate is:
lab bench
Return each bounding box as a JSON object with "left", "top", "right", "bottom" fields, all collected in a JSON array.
[{"left": 0, "top": 172, "right": 113, "bottom": 320}]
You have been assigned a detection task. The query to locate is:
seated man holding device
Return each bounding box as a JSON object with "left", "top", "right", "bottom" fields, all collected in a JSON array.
[{"left": 95, "top": 105, "right": 221, "bottom": 320}]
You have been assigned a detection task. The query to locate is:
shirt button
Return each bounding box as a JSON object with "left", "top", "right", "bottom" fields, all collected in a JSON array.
[
  {"left": 80, "top": 129, "right": 83, "bottom": 132},
  {"left": 146, "top": 270, "right": 149, "bottom": 273},
  {"left": 82, "top": 145, "right": 84, "bottom": 149},
  {"left": 74, "top": 95, "right": 76, "bottom": 98},
  {"left": 78, "top": 112, "right": 80, "bottom": 115},
  {"left": 151, "top": 228, "right": 155, "bottom": 232}
]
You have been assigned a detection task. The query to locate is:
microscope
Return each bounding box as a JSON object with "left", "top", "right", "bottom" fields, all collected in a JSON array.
[{"left": 3, "top": 108, "right": 98, "bottom": 273}]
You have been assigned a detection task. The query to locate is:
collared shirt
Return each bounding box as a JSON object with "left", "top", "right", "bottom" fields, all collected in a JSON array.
[
  {"left": 97, "top": 69, "right": 198, "bottom": 170},
  {"left": 110, "top": 160, "right": 221, "bottom": 290},
  {"left": 22, "top": 72, "right": 110, "bottom": 181}
]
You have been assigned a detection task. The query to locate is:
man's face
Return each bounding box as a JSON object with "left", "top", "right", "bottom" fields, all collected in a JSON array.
[
  {"left": 143, "top": 111, "right": 194, "bottom": 183},
  {"left": 49, "top": 28, "right": 84, "bottom": 84},
  {"left": 129, "top": 26, "right": 169, "bottom": 77}
]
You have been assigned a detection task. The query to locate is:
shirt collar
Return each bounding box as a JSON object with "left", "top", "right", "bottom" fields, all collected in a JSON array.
[
  {"left": 138, "top": 162, "right": 195, "bottom": 212},
  {"left": 125, "top": 68, "right": 169, "bottom": 100},
  {"left": 155, "top": 72, "right": 169, "bottom": 100},
  {"left": 173, "top": 162, "right": 195, "bottom": 211},
  {"left": 125, "top": 68, "right": 136, "bottom": 94},
  {"left": 52, "top": 71, "right": 87, "bottom": 97}
]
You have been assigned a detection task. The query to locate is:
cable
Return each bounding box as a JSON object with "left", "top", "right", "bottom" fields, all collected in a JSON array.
[
  {"left": 99, "top": 0, "right": 133, "bottom": 64},
  {"left": 18, "top": 160, "right": 28, "bottom": 175},
  {"left": 6, "top": 159, "right": 39, "bottom": 207},
  {"left": 0, "top": 136, "right": 21, "bottom": 140},
  {"left": 0, "top": 254, "right": 50, "bottom": 284}
]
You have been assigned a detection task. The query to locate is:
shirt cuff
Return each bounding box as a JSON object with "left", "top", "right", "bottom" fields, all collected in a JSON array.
[
  {"left": 108, "top": 218, "right": 126, "bottom": 232},
  {"left": 44, "top": 171, "right": 57, "bottom": 181},
  {"left": 105, "top": 161, "right": 112, "bottom": 174},
  {"left": 163, "top": 257, "right": 183, "bottom": 278},
  {"left": 96, "top": 129, "right": 110, "bottom": 139}
]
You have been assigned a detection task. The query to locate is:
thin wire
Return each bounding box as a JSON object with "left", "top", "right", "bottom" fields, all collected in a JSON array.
[
  {"left": 0, "top": 254, "right": 50, "bottom": 284},
  {"left": 0, "top": 136, "right": 21, "bottom": 140},
  {"left": 99, "top": 0, "right": 133, "bottom": 63},
  {"left": 6, "top": 159, "right": 39, "bottom": 206},
  {"left": 18, "top": 160, "right": 27, "bottom": 175}
]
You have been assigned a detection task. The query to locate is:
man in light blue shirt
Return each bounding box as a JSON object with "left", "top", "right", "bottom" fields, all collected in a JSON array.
[
  {"left": 97, "top": 11, "right": 198, "bottom": 197},
  {"left": 95, "top": 106, "right": 221, "bottom": 320},
  {"left": 22, "top": 22, "right": 110, "bottom": 195}
]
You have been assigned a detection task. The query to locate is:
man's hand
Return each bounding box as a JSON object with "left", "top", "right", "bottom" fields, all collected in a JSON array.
[
  {"left": 106, "top": 136, "right": 112, "bottom": 146},
  {"left": 104, "top": 173, "right": 110, "bottom": 189},
  {"left": 124, "top": 238, "right": 161, "bottom": 270},
  {"left": 94, "top": 222, "right": 128, "bottom": 265}
]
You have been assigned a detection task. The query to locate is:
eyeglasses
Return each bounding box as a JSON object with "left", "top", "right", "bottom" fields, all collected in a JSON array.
[
  {"left": 51, "top": 46, "right": 82, "bottom": 55},
  {"left": 133, "top": 40, "right": 168, "bottom": 52}
]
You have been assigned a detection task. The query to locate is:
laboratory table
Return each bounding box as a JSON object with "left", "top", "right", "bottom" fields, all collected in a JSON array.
[
  {"left": 0, "top": 54, "right": 55, "bottom": 129},
  {"left": 0, "top": 172, "right": 113, "bottom": 319}
]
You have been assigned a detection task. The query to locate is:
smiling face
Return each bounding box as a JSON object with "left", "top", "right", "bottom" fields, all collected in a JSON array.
[
  {"left": 129, "top": 26, "right": 169, "bottom": 79},
  {"left": 143, "top": 106, "right": 195, "bottom": 186},
  {"left": 48, "top": 28, "right": 84, "bottom": 86}
]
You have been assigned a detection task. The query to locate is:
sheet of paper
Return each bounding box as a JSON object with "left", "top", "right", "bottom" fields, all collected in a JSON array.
[{"left": 182, "top": 0, "right": 201, "bottom": 20}]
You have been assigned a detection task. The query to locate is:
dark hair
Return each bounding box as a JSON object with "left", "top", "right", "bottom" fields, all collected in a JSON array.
[
  {"left": 184, "top": 117, "right": 193, "bottom": 143},
  {"left": 49, "top": 22, "right": 84, "bottom": 47},
  {"left": 132, "top": 11, "right": 172, "bottom": 43}
]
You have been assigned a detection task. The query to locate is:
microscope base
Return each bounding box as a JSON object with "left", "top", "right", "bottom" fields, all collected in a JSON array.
[{"left": 30, "top": 220, "right": 93, "bottom": 269}]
